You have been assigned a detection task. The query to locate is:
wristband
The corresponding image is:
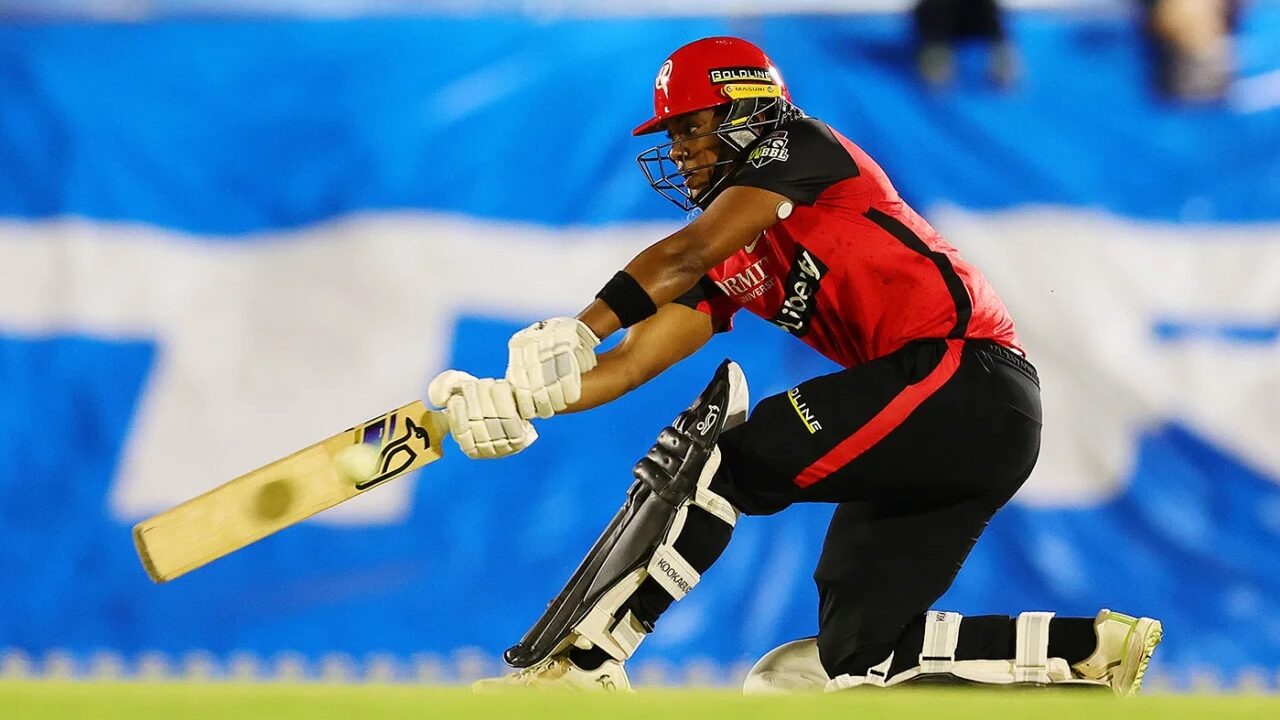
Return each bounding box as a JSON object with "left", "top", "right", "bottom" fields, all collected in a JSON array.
[{"left": 595, "top": 271, "right": 658, "bottom": 328}]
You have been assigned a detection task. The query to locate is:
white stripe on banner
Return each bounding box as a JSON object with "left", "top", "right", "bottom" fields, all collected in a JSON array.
[
  {"left": 0, "top": 213, "right": 667, "bottom": 524},
  {"left": 1232, "top": 69, "right": 1280, "bottom": 114},
  {"left": 1, "top": 208, "right": 1277, "bottom": 520},
  {"left": 932, "top": 205, "right": 1280, "bottom": 506}
]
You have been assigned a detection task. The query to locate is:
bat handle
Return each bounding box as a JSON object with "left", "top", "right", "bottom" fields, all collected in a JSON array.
[{"left": 428, "top": 409, "right": 452, "bottom": 439}]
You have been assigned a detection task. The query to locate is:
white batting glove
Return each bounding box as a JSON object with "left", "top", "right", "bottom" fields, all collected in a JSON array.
[
  {"left": 427, "top": 370, "right": 538, "bottom": 460},
  {"left": 505, "top": 317, "right": 601, "bottom": 420}
]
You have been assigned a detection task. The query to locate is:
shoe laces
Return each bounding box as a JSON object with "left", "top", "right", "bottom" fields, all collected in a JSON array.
[{"left": 511, "top": 657, "right": 567, "bottom": 684}]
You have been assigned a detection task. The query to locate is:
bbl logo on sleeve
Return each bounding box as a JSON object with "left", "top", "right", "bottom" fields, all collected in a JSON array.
[{"left": 747, "top": 132, "right": 790, "bottom": 168}]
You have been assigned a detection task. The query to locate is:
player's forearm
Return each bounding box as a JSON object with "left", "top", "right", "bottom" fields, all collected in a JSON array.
[
  {"left": 562, "top": 348, "right": 645, "bottom": 413},
  {"left": 579, "top": 228, "right": 710, "bottom": 340},
  {"left": 578, "top": 187, "right": 787, "bottom": 341},
  {"left": 564, "top": 304, "right": 713, "bottom": 413}
]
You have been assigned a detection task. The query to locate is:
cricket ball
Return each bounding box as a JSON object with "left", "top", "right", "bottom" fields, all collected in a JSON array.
[{"left": 333, "top": 444, "right": 380, "bottom": 484}]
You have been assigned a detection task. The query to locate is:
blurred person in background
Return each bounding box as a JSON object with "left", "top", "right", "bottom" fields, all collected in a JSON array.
[
  {"left": 913, "top": 0, "right": 1019, "bottom": 88},
  {"left": 1142, "top": 0, "right": 1240, "bottom": 102},
  {"left": 430, "top": 36, "right": 1161, "bottom": 695}
]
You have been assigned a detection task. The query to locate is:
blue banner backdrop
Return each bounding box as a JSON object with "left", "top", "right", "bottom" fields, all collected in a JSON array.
[{"left": 1, "top": 11, "right": 1279, "bottom": 685}]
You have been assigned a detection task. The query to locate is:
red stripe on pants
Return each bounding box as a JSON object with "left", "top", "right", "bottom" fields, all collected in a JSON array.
[{"left": 794, "top": 339, "right": 965, "bottom": 488}]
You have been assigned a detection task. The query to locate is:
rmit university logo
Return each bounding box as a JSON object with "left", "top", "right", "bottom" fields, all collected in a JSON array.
[
  {"left": 655, "top": 59, "right": 674, "bottom": 95},
  {"left": 713, "top": 257, "right": 774, "bottom": 302},
  {"left": 770, "top": 245, "right": 827, "bottom": 337},
  {"left": 747, "top": 132, "right": 790, "bottom": 168}
]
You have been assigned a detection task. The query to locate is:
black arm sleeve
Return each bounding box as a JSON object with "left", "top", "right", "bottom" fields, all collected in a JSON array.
[{"left": 724, "top": 118, "right": 860, "bottom": 205}]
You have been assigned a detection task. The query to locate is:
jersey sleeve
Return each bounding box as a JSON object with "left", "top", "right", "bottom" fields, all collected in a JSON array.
[
  {"left": 673, "top": 276, "right": 739, "bottom": 333},
  {"left": 723, "top": 118, "right": 860, "bottom": 205}
]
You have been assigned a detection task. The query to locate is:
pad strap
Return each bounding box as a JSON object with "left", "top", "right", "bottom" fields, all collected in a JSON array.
[
  {"left": 865, "top": 652, "right": 895, "bottom": 688},
  {"left": 825, "top": 652, "right": 894, "bottom": 692},
  {"left": 647, "top": 545, "right": 700, "bottom": 600},
  {"left": 574, "top": 573, "right": 650, "bottom": 660},
  {"left": 1014, "top": 611, "right": 1055, "bottom": 683},
  {"left": 642, "top": 447, "right": 726, "bottom": 601},
  {"left": 566, "top": 448, "right": 737, "bottom": 659},
  {"left": 919, "top": 611, "right": 962, "bottom": 673},
  {"left": 503, "top": 360, "right": 747, "bottom": 669},
  {"left": 692, "top": 448, "right": 738, "bottom": 527}
]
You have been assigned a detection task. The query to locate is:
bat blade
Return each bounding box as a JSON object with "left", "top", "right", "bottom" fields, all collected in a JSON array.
[{"left": 132, "top": 401, "right": 448, "bottom": 583}]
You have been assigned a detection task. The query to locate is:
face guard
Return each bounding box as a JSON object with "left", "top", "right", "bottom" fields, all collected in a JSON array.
[{"left": 636, "top": 85, "right": 802, "bottom": 212}]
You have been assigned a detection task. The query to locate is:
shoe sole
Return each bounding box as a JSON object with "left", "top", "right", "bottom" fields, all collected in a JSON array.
[
  {"left": 1118, "top": 618, "right": 1163, "bottom": 698},
  {"left": 470, "top": 660, "right": 633, "bottom": 693}
]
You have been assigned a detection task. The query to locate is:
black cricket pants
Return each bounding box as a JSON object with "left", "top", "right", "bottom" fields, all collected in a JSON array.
[
  {"left": 616, "top": 338, "right": 1046, "bottom": 678},
  {"left": 713, "top": 338, "right": 1041, "bottom": 676}
]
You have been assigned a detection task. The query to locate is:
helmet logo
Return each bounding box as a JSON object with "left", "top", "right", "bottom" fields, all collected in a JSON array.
[
  {"left": 655, "top": 60, "right": 674, "bottom": 96},
  {"left": 708, "top": 67, "right": 773, "bottom": 84}
]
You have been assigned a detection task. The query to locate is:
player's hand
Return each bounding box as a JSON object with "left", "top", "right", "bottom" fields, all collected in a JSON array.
[
  {"left": 427, "top": 370, "right": 538, "bottom": 459},
  {"left": 505, "top": 317, "right": 601, "bottom": 420}
]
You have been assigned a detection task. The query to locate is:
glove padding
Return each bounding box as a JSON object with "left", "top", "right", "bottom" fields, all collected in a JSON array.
[
  {"left": 428, "top": 370, "right": 538, "bottom": 459},
  {"left": 505, "top": 317, "right": 601, "bottom": 420}
]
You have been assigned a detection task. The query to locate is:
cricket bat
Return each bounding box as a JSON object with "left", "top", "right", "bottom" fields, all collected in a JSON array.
[{"left": 132, "top": 401, "right": 450, "bottom": 583}]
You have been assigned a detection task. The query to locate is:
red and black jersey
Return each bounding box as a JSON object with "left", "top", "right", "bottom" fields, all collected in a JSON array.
[{"left": 675, "top": 118, "right": 1020, "bottom": 368}]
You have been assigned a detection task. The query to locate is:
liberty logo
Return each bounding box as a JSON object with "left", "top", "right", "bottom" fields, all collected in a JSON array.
[{"left": 770, "top": 245, "right": 827, "bottom": 337}]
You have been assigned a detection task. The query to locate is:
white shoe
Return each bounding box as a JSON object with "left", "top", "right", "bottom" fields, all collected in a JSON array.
[
  {"left": 471, "top": 654, "right": 632, "bottom": 692},
  {"left": 743, "top": 637, "right": 828, "bottom": 694},
  {"left": 1072, "top": 609, "right": 1163, "bottom": 697}
]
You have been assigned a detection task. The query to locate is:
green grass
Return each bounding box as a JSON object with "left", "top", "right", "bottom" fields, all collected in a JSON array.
[{"left": 1, "top": 681, "right": 1277, "bottom": 720}]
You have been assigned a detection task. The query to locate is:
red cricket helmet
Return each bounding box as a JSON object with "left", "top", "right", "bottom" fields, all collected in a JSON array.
[{"left": 633, "top": 36, "right": 791, "bottom": 137}]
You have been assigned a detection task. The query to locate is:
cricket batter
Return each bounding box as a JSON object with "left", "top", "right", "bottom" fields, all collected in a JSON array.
[{"left": 428, "top": 37, "right": 1162, "bottom": 695}]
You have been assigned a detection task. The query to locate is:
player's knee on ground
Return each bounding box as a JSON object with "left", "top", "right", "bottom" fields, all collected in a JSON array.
[
  {"left": 749, "top": 611, "right": 1123, "bottom": 694},
  {"left": 742, "top": 638, "right": 827, "bottom": 694},
  {"left": 825, "top": 611, "right": 1103, "bottom": 691}
]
